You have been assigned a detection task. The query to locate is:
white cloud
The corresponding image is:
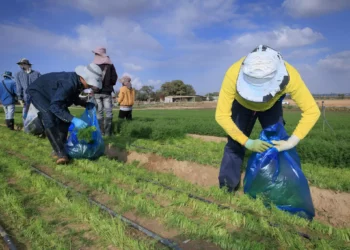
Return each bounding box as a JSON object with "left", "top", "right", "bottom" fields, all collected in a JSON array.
[
  {"left": 147, "top": 0, "right": 237, "bottom": 36},
  {"left": 119, "top": 72, "right": 161, "bottom": 90},
  {"left": 53, "top": 0, "right": 168, "bottom": 17},
  {"left": 233, "top": 27, "right": 323, "bottom": 50},
  {"left": 317, "top": 51, "right": 350, "bottom": 71},
  {"left": 57, "top": 17, "right": 162, "bottom": 57},
  {"left": 282, "top": 0, "right": 350, "bottom": 17},
  {"left": 294, "top": 51, "right": 350, "bottom": 93},
  {"left": 146, "top": 79, "right": 162, "bottom": 86},
  {"left": 285, "top": 47, "right": 329, "bottom": 59},
  {"left": 0, "top": 17, "right": 161, "bottom": 61},
  {"left": 123, "top": 63, "right": 143, "bottom": 71}
]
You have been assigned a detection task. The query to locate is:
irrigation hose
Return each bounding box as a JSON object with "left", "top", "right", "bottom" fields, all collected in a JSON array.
[
  {"left": 0, "top": 224, "right": 17, "bottom": 250},
  {"left": 134, "top": 177, "right": 312, "bottom": 241},
  {"left": 4, "top": 146, "right": 311, "bottom": 242},
  {"left": 29, "top": 166, "right": 182, "bottom": 250}
]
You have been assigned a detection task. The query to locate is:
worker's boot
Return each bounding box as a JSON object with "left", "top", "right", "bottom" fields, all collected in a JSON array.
[
  {"left": 5, "top": 119, "right": 10, "bottom": 129},
  {"left": 45, "top": 127, "right": 69, "bottom": 165},
  {"left": 98, "top": 119, "right": 104, "bottom": 136},
  {"left": 8, "top": 119, "right": 15, "bottom": 130},
  {"left": 104, "top": 117, "right": 113, "bottom": 137}
]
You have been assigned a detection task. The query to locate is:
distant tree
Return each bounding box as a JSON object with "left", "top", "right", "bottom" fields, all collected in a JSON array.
[
  {"left": 137, "top": 86, "right": 155, "bottom": 101},
  {"left": 338, "top": 94, "right": 345, "bottom": 99},
  {"left": 161, "top": 80, "right": 196, "bottom": 96}
]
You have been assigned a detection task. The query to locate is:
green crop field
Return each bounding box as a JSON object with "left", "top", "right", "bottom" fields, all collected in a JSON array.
[{"left": 0, "top": 107, "right": 349, "bottom": 249}]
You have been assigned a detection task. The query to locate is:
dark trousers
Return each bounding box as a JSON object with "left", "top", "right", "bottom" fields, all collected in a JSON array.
[
  {"left": 29, "top": 90, "right": 70, "bottom": 140},
  {"left": 219, "top": 99, "right": 285, "bottom": 192},
  {"left": 118, "top": 110, "right": 132, "bottom": 120}
]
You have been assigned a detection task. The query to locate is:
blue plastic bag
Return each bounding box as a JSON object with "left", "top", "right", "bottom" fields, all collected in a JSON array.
[
  {"left": 243, "top": 122, "right": 315, "bottom": 220},
  {"left": 65, "top": 107, "right": 105, "bottom": 160}
]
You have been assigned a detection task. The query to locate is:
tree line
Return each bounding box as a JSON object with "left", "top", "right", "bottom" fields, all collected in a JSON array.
[{"left": 134, "top": 80, "right": 197, "bottom": 101}]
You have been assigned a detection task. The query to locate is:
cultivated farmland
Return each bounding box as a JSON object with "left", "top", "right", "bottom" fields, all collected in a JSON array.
[{"left": 0, "top": 107, "right": 349, "bottom": 249}]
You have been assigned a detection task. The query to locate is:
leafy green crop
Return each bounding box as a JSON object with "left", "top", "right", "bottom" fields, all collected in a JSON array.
[{"left": 77, "top": 126, "right": 97, "bottom": 143}]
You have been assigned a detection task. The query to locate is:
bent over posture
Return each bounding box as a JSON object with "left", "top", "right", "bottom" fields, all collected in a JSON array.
[
  {"left": 215, "top": 45, "right": 320, "bottom": 192},
  {"left": 28, "top": 63, "right": 102, "bottom": 164}
]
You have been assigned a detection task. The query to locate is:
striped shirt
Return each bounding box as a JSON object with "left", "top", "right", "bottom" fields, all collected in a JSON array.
[{"left": 15, "top": 69, "right": 41, "bottom": 102}]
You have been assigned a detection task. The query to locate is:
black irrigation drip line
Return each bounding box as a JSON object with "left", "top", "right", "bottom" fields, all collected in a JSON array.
[
  {"left": 0, "top": 223, "right": 17, "bottom": 250},
  {"left": 29, "top": 166, "right": 182, "bottom": 250},
  {"left": 133, "top": 176, "right": 313, "bottom": 241},
  {"left": 4, "top": 147, "right": 312, "bottom": 243}
]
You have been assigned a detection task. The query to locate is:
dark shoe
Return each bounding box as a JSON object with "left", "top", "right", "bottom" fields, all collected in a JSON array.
[
  {"left": 45, "top": 127, "right": 69, "bottom": 165},
  {"left": 104, "top": 117, "right": 113, "bottom": 137},
  {"left": 5, "top": 119, "right": 10, "bottom": 128},
  {"left": 98, "top": 119, "right": 105, "bottom": 136},
  {"left": 8, "top": 119, "right": 14, "bottom": 130}
]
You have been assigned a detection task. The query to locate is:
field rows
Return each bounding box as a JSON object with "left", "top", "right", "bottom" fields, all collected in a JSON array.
[{"left": 1, "top": 127, "right": 350, "bottom": 249}]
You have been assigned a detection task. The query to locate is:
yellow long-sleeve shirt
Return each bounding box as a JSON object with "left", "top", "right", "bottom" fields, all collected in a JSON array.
[{"left": 215, "top": 57, "right": 321, "bottom": 146}]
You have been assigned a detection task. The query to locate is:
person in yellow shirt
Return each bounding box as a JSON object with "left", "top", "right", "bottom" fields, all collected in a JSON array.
[
  {"left": 117, "top": 76, "right": 135, "bottom": 120},
  {"left": 215, "top": 45, "right": 320, "bottom": 192}
]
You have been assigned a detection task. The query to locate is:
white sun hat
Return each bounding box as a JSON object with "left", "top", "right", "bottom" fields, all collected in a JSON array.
[
  {"left": 75, "top": 63, "right": 103, "bottom": 90},
  {"left": 236, "top": 45, "right": 290, "bottom": 103}
]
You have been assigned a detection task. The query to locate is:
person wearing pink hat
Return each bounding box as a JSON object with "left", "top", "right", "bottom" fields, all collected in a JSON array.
[{"left": 91, "top": 47, "right": 118, "bottom": 136}]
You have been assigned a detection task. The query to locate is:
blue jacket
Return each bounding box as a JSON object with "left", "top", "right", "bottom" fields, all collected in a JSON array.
[
  {"left": 0, "top": 78, "right": 17, "bottom": 105},
  {"left": 27, "top": 72, "right": 86, "bottom": 123},
  {"left": 15, "top": 70, "right": 41, "bottom": 103}
]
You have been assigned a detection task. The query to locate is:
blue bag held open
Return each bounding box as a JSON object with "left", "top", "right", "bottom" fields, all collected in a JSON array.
[
  {"left": 243, "top": 122, "right": 315, "bottom": 220},
  {"left": 65, "top": 106, "right": 105, "bottom": 160}
]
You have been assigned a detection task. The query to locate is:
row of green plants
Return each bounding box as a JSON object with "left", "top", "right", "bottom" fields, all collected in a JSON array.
[
  {"left": 106, "top": 135, "right": 350, "bottom": 192},
  {"left": 1, "top": 128, "right": 349, "bottom": 249},
  {"left": 6, "top": 107, "right": 350, "bottom": 168},
  {"left": 0, "top": 150, "right": 158, "bottom": 250},
  {"left": 111, "top": 109, "right": 350, "bottom": 168}
]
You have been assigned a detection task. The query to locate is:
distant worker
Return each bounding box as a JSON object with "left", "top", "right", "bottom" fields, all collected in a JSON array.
[
  {"left": 27, "top": 63, "right": 102, "bottom": 164},
  {"left": 15, "top": 58, "right": 41, "bottom": 121},
  {"left": 91, "top": 47, "right": 118, "bottom": 136},
  {"left": 0, "top": 71, "right": 17, "bottom": 130},
  {"left": 117, "top": 76, "right": 135, "bottom": 120},
  {"left": 215, "top": 45, "right": 320, "bottom": 192}
]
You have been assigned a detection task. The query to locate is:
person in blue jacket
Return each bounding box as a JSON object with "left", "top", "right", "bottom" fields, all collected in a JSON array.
[
  {"left": 0, "top": 71, "right": 17, "bottom": 130},
  {"left": 27, "top": 63, "right": 102, "bottom": 165}
]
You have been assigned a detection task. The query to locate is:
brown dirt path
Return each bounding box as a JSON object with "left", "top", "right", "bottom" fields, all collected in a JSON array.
[{"left": 105, "top": 144, "right": 350, "bottom": 228}]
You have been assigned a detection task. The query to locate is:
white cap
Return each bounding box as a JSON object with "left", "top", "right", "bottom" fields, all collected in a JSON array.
[
  {"left": 237, "top": 45, "right": 290, "bottom": 103},
  {"left": 75, "top": 63, "right": 103, "bottom": 90}
]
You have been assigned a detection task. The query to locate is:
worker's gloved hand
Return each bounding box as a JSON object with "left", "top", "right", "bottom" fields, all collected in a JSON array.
[
  {"left": 86, "top": 102, "right": 95, "bottom": 110},
  {"left": 272, "top": 135, "right": 300, "bottom": 152},
  {"left": 245, "top": 139, "right": 272, "bottom": 153},
  {"left": 19, "top": 100, "right": 24, "bottom": 107},
  {"left": 71, "top": 117, "right": 88, "bottom": 129}
]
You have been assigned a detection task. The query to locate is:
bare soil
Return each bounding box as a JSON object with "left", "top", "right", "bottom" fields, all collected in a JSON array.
[
  {"left": 187, "top": 134, "right": 226, "bottom": 143},
  {"left": 292, "top": 99, "right": 350, "bottom": 108},
  {"left": 105, "top": 145, "right": 350, "bottom": 228}
]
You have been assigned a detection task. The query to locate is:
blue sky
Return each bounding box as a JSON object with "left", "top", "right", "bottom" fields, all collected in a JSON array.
[{"left": 1, "top": 0, "right": 350, "bottom": 94}]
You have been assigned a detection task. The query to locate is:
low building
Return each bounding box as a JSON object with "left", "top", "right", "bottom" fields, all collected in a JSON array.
[{"left": 164, "top": 95, "right": 205, "bottom": 103}]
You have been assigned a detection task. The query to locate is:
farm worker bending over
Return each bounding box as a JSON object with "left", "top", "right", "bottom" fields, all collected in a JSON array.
[
  {"left": 215, "top": 45, "right": 320, "bottom": 192},
  {"left": 0, "top": 71, "right": 17, "bottom": 130},
  {"left": 27, "top": 63, "right": 102, "bottom": 165}
]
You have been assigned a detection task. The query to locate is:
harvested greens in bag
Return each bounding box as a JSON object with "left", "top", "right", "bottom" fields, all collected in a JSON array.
[
  {"left": 243, "top": 122, "right": 315, "bottom": 220},
  {"left": 23, "top": 103, "right": 44, "bottom": 135},
  {"left": 65, "top": 106, "right": 105, "bottom": 160}
]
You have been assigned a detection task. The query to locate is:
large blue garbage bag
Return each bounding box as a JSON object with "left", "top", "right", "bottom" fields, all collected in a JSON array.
[
  {"left": 65, "top": 107, "right": 105, "bottom": 160},
  {"left": 243, "top": 122, "right": 315, "bottom": 220}
]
